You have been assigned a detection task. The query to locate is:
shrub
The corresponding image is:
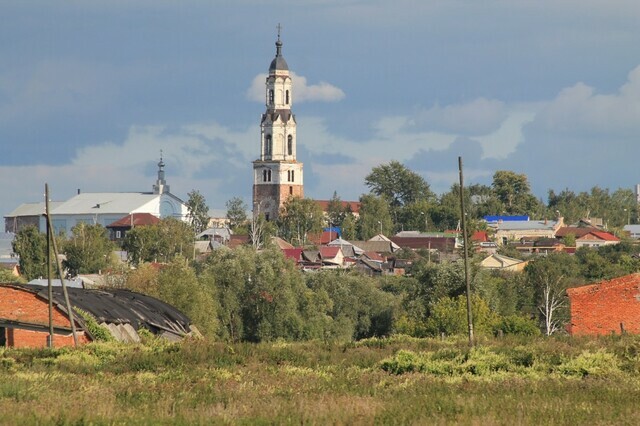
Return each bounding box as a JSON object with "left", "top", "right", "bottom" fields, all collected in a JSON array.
[{"left": 495, "top": 315, "right": 541, "bottom": 336}]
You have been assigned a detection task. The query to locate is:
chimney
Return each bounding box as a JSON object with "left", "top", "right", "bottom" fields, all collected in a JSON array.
[{"left": 77, "top": 188, "right": 81, "bottom": 195}]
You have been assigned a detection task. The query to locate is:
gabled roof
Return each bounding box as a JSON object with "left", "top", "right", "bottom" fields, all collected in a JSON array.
[
  {"left": 5, "top": 201, "right": 64, "bottom": 217},
  {"left": 555, "top": 226, "right": 600, "bottom": 238},
  {"left": 51, "top": 192, "right": 160, "bottom": 215},
  {"left": 327, "top": 238, "right": 364, "bottom": 255},
  {"left": 480, "top": 254, "right": 528, "bottom": 269},
  {"left": 349, "top": 240, "right": 396, "bottom": 253},
  {"left": 272, "top": 236, "right": 295, "bottom": 250},
  {"left": 314, "top": 200, "right": 361, "bottom": 214},
  {"left": 363, "top": 251, "right": 385, "bottom": 263},
  {"left": 580, "top": 231, "right": 620, "bottom": 242},
  {"left": 107, "top": 213, "right": 160, "bottom": 228},
  {"left": 319, "top": 246, "right": 341, "bottom": 259},
  {"left": 282, "top": 248, "right": 303, "bottom": 262},
  {"left": 495, "top": 220, "right": 560, "bottom": 231}
]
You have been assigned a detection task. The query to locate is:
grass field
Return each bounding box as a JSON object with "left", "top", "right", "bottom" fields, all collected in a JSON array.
[{"left": 2, "top": 335, "right": 640, "bottom": 425}]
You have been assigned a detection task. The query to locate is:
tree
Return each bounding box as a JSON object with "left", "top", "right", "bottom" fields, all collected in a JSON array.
[
  {"left": 12, "top": 225, "right": 47, "bottom": 280},
  {"left": 225, "top": 197, "right": 248, "bottom": 232},
  {"left": 277, "top": 197, "right": 323, "bottom": 246},
  {"left": 357, "top": 194, "right": 393, "bottom": 239},
  {"left": 492, "top": 170, "right": 542, "bottom": 215},
  {"left": 365, "top": 161, "right": 434, "bottom": 227},
  {"left": 122, "top": 218, "right": 194, "bottom": 265},
  {"left": 326, "top": 191, "right": 347, "bottom": 227},
  {"left": 186, "top": 190, "right": 210, "bottom": 234},
  {"left": 0, "top": 269, "right": 26, "bottom": 284},
  {"left": 63, "top": 223, "right": 115, "bottom": 276},
  {"left": 525, "top": 253, "right": 579, "bottom": 335},
  {"left": 341, "top": 213, "right": 357, "bottom": 240}
]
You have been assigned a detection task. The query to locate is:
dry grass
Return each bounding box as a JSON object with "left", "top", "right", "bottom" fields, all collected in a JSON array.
[{"left": 2, "top": 335, "right": 640, "bottom": 424}]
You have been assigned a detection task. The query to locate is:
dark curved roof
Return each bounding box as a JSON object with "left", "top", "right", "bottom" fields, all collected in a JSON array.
[
  {"left": 269, "top": 39, "right": 288, "bottom": 72},
  {"left": 22, "top": 284, "right": 192, "bottom": 336}
]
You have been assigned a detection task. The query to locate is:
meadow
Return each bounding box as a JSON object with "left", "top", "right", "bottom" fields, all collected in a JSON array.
[{"left": 2, "top": 335, "right": 640, "bottom": 425}]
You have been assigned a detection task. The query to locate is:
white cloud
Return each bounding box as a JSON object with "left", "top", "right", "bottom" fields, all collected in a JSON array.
[
  {"left": 408, "top": 98, "right": 507, "bottom": 136},
  {"left": 246, "top": 72, "right": 345, "bottom": 104}
]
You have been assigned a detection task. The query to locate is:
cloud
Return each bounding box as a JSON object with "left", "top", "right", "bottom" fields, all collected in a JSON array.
[
  {"left": 246, "top": 72, "right": 345, "bottom": 103},
  {"left": 407, "top": 98, "right": 507, "bottom": 136}
]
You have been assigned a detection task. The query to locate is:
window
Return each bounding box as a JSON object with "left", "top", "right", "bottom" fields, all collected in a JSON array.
[
  {"left": 265, "top": 213, "right": 270, "bottom": 222},
  {"left": 265, "top": 135, "right": 272, "bottom": 156},
  {"left": 263, "top": 169, "right": 272, "bottom": 182},
  {"left": 0, "top": 327, "right": 6, "bottom": 347},
  {"left": 116, "top": 230, "right": 121, "bottom": 239},
  {"left": 269, "top": 89, "right": 274, "bottom": 104},
  {"left": 289, "top": 186, "right": 293, "bottom": 195},
  {"left": 286, "top": 90, "right": 290, "bottom": 104},
  {"left": 287, "top": 135, "right": 293, "bottom": 156},
  {"left": 291, "top": 170, "right": 294, "bottom": 181}
]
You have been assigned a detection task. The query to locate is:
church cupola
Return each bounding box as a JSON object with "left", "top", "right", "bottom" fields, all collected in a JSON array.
[{"left": 153, "top": 152, "right": 170, "bottom": 194}]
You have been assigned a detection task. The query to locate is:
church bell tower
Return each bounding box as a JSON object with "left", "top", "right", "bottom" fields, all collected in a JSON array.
[{"left": 252, "top": 28, "right": 304, "bottom": 221}]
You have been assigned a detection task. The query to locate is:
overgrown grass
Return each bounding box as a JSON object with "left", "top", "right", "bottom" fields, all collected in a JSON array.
[{"left": 2, "top": 335, "right": 640, "bottom": 424}]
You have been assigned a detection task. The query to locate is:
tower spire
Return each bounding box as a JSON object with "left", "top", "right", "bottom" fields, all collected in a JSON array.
[{"left": 275, "top": 24, "right": 283, "bottom": 57}]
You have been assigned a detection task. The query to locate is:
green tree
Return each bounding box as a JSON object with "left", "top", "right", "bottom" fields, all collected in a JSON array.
[
  {"left": 277, "top": 197, "right": 323, "bottom": 246},
  {"left": 326, "top": 191, "right": 347, "bottom": 227},
  {"left": 226, "top": 197, "right": 249, "bottom": 233},
  {"left": 357, "top": 194, "right": 393, "bottom": 239},
  {"left": 63, "top": 223, "right": 115, "bottom": 276},
  {"left": 525, "top": 253, "right": 579, "bottom": 335},
  {"left": 158, "top": 257, "right": 218, "bottom": 338},
  {"left": 341, "top": 213, "right": 357, "bottom": 240},
  {"left": 424, "top": 294, "right": 498, "bottom": 337},
  {"left": 492, "top": 170, "right": 543, "bottom": 215},
  {"left": 365, "top": 161, "right": 434, "bottom": 227},
  {"left": 0, "top": 268, "right": 26, "bottom": 283},
  {"left": 12, "top": 225, "right": 48, "bottom": 280},
  {"left": 186, "top": 190, "right": 210, "bottom": 234},
  {"left": 123, "top": 218, "right": 194, "bottom": 266}
]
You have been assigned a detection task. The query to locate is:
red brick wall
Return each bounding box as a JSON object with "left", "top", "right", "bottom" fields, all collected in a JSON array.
[
  {"left": 0, "top": 286, "right": 90, "bottom": 348},
  {"left": 567, "top": 274, "right": 640, "bottom": 335}
]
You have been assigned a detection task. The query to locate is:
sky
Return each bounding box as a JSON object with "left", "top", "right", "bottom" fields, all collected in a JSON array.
[{"left": 2, "top": 1, "right": 640, "bottom": 219}]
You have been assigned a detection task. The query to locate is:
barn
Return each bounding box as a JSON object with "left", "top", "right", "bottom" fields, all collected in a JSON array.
[{"left": 0, "top": 284, "right": 197, "bottom": 348}]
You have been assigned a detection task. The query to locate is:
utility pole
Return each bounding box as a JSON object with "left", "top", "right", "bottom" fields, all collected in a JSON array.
[
  {"left": 45, "top": 186, "right": 54, "bottom": 348},
  {"left": 458, "top": 157, "right": 474, "bottom": 346}
]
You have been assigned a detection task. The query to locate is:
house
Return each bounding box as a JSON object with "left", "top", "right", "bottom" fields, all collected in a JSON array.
[
  {"left": 0, "top": 284, "right": 198, "bottom": 348},
  {"left": 479, "top": 254, "right": 529, "bottom": 272},
  {"left": 196, "top": 227, "right": 232, "bottom": 245},
  {"left": 623, "top": 224, "right": 640, "bottom": 239},
  {"left": 566, "top": 273, "right": 640, "bottom": 336},
  {"left": 106, "top": 213, "right": 161, "bottom": 241},
  {"left": 492, "top": 218, "right": 564, "bottom": 246},
  {"left": 319, "top": 246, "right": 344, "bottom": 268},
  {"left": 575, "top": 231, "right": 620, "bottom": 248}
]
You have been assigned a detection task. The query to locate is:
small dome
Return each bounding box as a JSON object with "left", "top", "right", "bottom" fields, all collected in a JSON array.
[{"left": 269, "top": 37, "right": 288, "bottom": 71}]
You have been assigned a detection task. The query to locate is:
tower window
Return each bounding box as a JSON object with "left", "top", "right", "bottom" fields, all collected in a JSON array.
[
  {"left": 287, "top": 135, "right": 293, "bottom": 156},
  {"left": 265, "top": 135, "right": 272, "bottom": 156},
  {"left": 289, "top": 186, "right": 293, "bottom": 195},
  {"left": 286, "top": 90, "right": 290, "bottom": 104},
  {"left": 291, "top": 170, "right": 294, "bottom": 181},
  {"left": 263, "top": 169, "right": 272, "bottom": 182},
  {"left": 269, "top": 89, "right": 274, "bottom": 104}
]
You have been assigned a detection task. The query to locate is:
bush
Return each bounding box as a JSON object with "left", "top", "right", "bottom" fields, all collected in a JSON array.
[{"left": 495, "top": 315, "right": 541, "bottom": 337}]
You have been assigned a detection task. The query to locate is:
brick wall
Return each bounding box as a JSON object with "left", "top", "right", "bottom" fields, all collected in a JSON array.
[
  {"left": 0, "top": 286, "right": 90, "bottom": 348},
  {"left": 567, "top": 274, "right": 640, "bottom": 335}
]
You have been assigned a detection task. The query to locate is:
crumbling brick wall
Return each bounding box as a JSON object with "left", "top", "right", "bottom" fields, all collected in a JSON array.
[{"left": 567, "top": 274, "right": 640, "bottom": 335}]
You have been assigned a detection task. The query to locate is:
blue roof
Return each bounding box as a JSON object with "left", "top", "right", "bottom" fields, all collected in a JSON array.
[{"left": 484, "top": 215, "right": 529, "bottom": 222}]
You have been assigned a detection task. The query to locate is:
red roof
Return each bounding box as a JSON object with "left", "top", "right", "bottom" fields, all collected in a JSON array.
[
  {"left": 315, "top": 200, "right": 361, "bottom": 214},
  {"left": 282, "top": 248, "right": 303, "bottom": 262},
  {"left": 471, "top": 231, "right": 489, "bottom": 242},
  {"left": 555, "top": 226, "right": 600, "bottom": 238},
  {"left": 308, "top": 230, "right": 340, "bottom": 245},
  {"left": 319, "top": 246, "right": 341, "bottom": 259},
  {"left": 589, "top": 231, "right": 620, "bottom": 242},
  {"left": 107, "top": 213, "right": 160, "bottom": 228}
]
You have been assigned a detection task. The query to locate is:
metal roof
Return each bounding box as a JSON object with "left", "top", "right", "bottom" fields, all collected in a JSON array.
[
  {"left": 21, "top": 284, "right": 193, "bottom": 337},
  {"left": 51, "top": 192, "right": 159, "bottom": 215},
  {"left": 5, "top": 201, "right": 64, "bottom": 217}
]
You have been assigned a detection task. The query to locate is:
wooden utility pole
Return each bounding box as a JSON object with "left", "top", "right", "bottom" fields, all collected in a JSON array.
[
  {"left": 45, "top": 184, "right": 79, "bottom": 347},
  {"left": 458, "top": 157, "right": 474, "bottom": 346},
  {"left": 45, "top": 186, "right": 54, "bottom": 348}
]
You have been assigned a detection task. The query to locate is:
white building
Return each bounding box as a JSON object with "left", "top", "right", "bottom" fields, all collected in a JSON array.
[{"left": 6, "top": 157, "right": 189, "bottom": 236}]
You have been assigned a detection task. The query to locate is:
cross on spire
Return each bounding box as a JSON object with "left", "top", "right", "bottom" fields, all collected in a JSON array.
[{"left": 276, "top": 23, "right": 282, "bottom": 40}]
